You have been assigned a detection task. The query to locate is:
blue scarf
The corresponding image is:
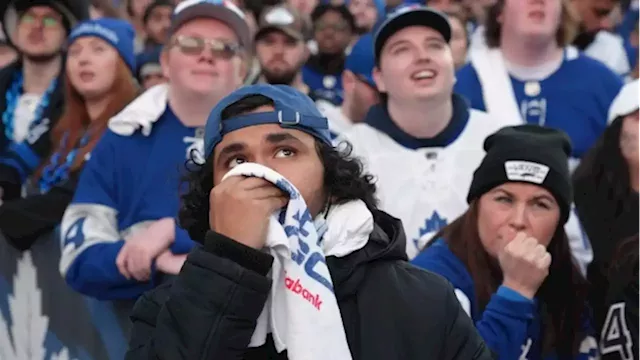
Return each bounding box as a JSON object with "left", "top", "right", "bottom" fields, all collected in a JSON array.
[
  {"left": 2, "top": 71, "right": 57, "bottom": 144},
  {"left": 38, "top": 130, "right": 91, "bottom": 193}
]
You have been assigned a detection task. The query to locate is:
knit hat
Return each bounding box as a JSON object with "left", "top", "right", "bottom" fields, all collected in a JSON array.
[
  {"left": 204, "top": 84, "right": 331, "bottom": 158},
  {"left": 608, "top": 79, "right": 639, "bottom": 124},
  {"left": 467, "top": 125, "right": 573, "bottom": 224},
  {"left": 2, "top": 0, "right": 89, "bottom": 47},
  {"left": 68, "top": 18, "right": 136, "bottom": 74},
  {"left": 135, "top": 45, "right": 162, "bottom": 82}
]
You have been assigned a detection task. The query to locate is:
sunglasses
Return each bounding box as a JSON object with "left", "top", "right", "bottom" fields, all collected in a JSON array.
[{"left": 169, "top": 35, "right": 243, "bottom": 60}]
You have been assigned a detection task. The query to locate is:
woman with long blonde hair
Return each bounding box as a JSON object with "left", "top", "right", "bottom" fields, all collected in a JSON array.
[{"left": 0, "top": 18, "right": 138, "bottom": 251}]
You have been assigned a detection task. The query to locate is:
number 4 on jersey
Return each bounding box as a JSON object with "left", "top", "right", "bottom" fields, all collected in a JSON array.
[
  {"left": 601, "top": 302, "right": 633, "bottom": 360},
  {"left": 63, "top": 217, "right": 87, "bottom": 249}
]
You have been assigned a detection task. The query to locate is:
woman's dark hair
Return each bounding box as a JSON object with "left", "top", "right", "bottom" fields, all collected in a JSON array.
[
  {"left": 484, "top": 0, "right": 579, "bottom": 48},
  {"left": 179, "top": 94, "right": 377, "bottom": 241},
  {"left": 573, "top": 117, "right": 637, "bottom": 262},
  {"left": 427, "top": 201, "right": 589, "bottom": 357}
]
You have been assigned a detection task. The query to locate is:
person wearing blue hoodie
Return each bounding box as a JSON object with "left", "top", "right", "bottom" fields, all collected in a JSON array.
[{"left": 412, "top": 124, "right": 599, "bottom": 360}]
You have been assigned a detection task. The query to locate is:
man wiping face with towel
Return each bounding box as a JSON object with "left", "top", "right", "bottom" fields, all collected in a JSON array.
[{"left": 125, "top": 84, "right": 495, "bottom": 360}]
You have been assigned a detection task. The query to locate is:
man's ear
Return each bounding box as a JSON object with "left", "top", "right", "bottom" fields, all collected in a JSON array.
[
  {"left": 372, "top": 66, "right": 385, "bottom": 93},
  {"left": 342, "top": 70, "right": 356, "bottom": 93}
]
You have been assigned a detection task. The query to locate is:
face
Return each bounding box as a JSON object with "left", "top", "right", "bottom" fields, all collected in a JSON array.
[
  {"left": 66, "top": 36, "right": 119, "bottom": 100},
  {"left": 374, "top": 26, "right": 455, "bottom": 103},
  {"left": 142, "top": 72, "right": 168, "bottom": 89},
  {"left": 500, "top": 0, "right": 562, "bottom": 42},
  {"left": 343, "top": 70, "right": 379, "bottom": 122},
  {"left": 619, "top": 110, "right": 639, "bottom": 169},
  {"left": 15, "top": 6, "right": 66, "bottom": 60},
  {"left": 289, "top": 0, "right": 320, "bottom": 15},
  {"left": 161, "top": 18, "right": 246, "bottom": 98},
  {"left": 314, "top": 10, "right": 353, "bottom": 55},
  {"left": 212, "top": 106, "right": 326, "bottom": 217},
  {"left": 145, "top": 5, "right": 173, "bottom": 44},
  {"left": 130, "top": 0, "right": 153, "bottom": 20},
  {"left": 477, "top": 182, "right": 561, "bottom": 258},
  {"left": 256, "top": 31, "right": 308, "bottom": 85},
  {"left": 573, "top": 0, "right": 617, "bottom": 33},
  {"left": 448, "top": 16, "right": 468, "bottom": 69},
  {"left": 348, "top": 0, "right": 378, "bottom": 33}
]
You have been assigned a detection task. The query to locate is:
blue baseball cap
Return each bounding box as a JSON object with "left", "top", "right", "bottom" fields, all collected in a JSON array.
[
  {"left": 373, "top": 4, "right": 451, "bottom": 64},
  {"left": 68, "top": 18, "right": 136, "bottom": 74},
  {"left": 204, "top": 84, "right": 332, "bottom": 158},
  {"left": 345, "top": 33, "right": 375, "bottom": 87}
]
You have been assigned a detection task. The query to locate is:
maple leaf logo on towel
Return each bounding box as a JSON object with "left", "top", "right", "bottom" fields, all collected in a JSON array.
[{"left": 0, "top": 252, "right": 74, "bottom": 360}]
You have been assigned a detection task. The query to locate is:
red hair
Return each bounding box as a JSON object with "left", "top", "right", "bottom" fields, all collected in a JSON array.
[{"left": 33, "top": 57, "right": 139, "bottom": 181}]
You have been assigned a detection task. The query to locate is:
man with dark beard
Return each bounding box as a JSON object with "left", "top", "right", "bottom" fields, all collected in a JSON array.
[
  {"left": 254, "top": 4, "right": 311, "bottom": 95},
  {"left": 0, "top": 0, "right": 88, "bottom": 203}
]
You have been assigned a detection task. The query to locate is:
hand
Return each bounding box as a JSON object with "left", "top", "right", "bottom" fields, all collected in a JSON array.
[
  {"left": 209, "top": 176, "right": 288, "bottom": 249},
  {"left": 155, "top": 250, "right": 187, "bottom": 275},
  {"left": 498, "top": 232, "right": 551, "bottom": 299},
  {"left": 116, "top": 218, "right": 175, "bottom": 281}
]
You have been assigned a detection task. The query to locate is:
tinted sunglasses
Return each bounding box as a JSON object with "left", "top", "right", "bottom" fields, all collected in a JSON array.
[{"left": 169, "top": 35, "right": 243, "bottom": 60}]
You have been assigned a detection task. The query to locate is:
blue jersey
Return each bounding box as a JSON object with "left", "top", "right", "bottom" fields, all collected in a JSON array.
[
  {"left": 59, "top": 99, "right": 198, "bottom": 300},
  {"left": 412, "top": 239, "right": 599, "bottom": 360},
  {"left": 302, "top": 65, "right": 344, "bottom": 105},
  {"left": 455, "top": 50, "right": 623, "bottom": 159}
]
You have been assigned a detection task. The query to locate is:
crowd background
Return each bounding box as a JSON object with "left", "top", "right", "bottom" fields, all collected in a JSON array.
[{"left": 0, "top": 0, "right": 637, "bottom": 359}]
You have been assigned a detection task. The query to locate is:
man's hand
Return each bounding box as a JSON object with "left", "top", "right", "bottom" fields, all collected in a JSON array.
[
  {"left": 116, "top": 218, "right": 175, "bottom": 281},
  {"left": 209, "top": 176, "right": 288, "bottom": 249},
  {"left": 156, "top": 250, "right": 187, "bottom": 275}
]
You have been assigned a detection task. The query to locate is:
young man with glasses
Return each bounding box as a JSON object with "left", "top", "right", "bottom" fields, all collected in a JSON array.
[
  {"left": 0, "top": 0, "right": 88, "bottom": 203},
  {"left": 59, "top": 0, "right": 249, "bottom": 300}
]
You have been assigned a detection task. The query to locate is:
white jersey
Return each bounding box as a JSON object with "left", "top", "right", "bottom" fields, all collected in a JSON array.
[
  {"left": 343, "top": 107, "right": 517, "bottom": 259},
  {"left": 583, "top": 31, "right": 631, "bottom": 77},
  {"left": 315, "top": 99, "right": 353, "bottom": 139}
]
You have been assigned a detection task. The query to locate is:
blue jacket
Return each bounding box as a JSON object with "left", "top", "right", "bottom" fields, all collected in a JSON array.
[{"left": 412, "top": 238, "right": 599, "bottom": 360}]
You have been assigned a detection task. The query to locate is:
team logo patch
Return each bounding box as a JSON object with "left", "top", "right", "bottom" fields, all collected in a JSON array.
[{"left": 504, "top": 160, "right": 550, "bottom": 184}]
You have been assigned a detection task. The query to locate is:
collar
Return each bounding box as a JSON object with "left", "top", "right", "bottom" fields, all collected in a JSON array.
[{"left": 364, "top": 93, "right": 470, "bottom": 149}]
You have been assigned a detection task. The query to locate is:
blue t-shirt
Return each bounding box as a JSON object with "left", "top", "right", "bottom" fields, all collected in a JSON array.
[{"left": 455, "top": 50, "right": 623, "bottom": 159}]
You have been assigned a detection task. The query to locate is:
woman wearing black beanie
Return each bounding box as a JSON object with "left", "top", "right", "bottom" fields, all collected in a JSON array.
[{"left": 412, "top": 124, "right": 597, "bottom": 360}]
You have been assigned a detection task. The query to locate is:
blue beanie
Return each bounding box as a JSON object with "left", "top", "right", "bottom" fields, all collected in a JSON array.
[{"left": 68, "top": 18, "right": 136, "bottom": 74}]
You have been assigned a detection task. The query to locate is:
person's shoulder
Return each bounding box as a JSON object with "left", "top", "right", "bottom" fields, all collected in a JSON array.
[{"left": 566, "top": 51, "right": 624, "bottom": 83}]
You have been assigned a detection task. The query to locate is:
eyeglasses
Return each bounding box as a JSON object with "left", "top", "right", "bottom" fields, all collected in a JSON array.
[
  {"left": 20, "top": 14, "right": 61, "bottom": 27},
  {"left": 169, "top": 35, "right": 243, "bottom": 60}
]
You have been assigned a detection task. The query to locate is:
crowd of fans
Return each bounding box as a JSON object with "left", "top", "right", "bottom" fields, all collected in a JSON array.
[{"left": 0, "top": 0, "right": 638, "bottom": 358}]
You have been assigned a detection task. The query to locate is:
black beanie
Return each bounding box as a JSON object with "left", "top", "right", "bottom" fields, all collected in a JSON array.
[{"left": 467, "top": 124, "right": 573, "bottom": 224}]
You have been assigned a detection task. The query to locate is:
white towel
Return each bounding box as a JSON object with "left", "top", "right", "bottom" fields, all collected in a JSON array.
[
  {"left": 469, "top": 47, "right": 523, "bottom": 124},
  {"left": 108, "top": 83, "right": 169, "bottom": 136},
  {"left": 221, "top": 162, "right": 374, "bottom": 360}
]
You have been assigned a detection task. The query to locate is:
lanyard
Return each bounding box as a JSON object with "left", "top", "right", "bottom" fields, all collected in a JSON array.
[{"left": 39, "top": 130, "right": 91, "bottom": 193}]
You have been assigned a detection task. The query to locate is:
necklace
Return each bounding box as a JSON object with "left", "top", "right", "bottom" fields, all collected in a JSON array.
[{"left": 2, "top": 71, "right": 58, "bottom": 144}]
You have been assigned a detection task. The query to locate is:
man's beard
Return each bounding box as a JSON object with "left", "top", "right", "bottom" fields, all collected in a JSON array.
[
  {"left": 262, "top": 67, "right": 299, "bottom": 86},
  {"left": 20, "top": 48, "right": 61, "bottom": 64}
]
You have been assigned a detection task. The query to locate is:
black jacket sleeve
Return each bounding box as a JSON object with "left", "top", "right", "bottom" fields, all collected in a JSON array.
[
  {"left": 0, "top": 173, "right": 79, "bottom": 250},
  {"left": 125, "top": 231, "right": 273, "bottom": 360}
]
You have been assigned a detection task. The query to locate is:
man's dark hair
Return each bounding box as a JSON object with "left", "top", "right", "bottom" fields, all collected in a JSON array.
[{"left": 179, "top": 94, "right": 378, "bottom": 242}]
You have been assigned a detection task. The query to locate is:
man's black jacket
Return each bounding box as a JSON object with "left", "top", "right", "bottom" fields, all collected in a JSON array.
[{"left": 125, "top": 210, "right": 495, "bottom": 360}]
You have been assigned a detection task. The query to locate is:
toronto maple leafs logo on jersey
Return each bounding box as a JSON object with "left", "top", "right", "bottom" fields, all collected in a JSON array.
[{"left": 413, "top": 211, "right": 448, "bottom": 250}]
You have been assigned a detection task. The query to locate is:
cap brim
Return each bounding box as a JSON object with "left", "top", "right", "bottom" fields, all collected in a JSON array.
[
  {"left": 255, "top": 26, "right": 303, "bottom": 42},
  {"left": 169, "top": 4, "right": 251, "bottom": 49},
  {"left": 374, "top": 9, "right": 451, "bottom": 62}
]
